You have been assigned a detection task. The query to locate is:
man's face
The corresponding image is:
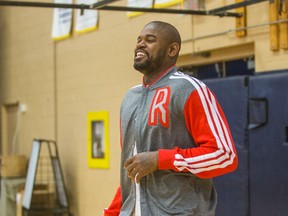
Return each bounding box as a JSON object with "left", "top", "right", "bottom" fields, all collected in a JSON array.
[{"left": 133, "top": 25, "right": 168, "bottom": 73}]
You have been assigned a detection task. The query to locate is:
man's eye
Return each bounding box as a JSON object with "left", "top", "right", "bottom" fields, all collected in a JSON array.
[{"left": 147, "top": 38, "right": 156, "bottom": 43}]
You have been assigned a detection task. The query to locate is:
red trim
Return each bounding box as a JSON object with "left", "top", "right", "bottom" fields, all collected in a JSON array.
[{"left": 143, "top": 65, "right": 175, "bottom": 87}]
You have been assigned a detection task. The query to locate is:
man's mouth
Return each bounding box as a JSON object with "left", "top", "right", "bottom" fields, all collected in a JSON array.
[{"left": 135, "top": 50, "right": 148, "bottom": 60}]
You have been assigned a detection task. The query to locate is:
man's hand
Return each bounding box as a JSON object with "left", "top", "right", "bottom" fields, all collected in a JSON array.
[{"left": 124, "top": 151, "right": 158, "bottom": 183}]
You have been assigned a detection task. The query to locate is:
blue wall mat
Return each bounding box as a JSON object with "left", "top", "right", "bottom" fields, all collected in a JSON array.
[
  {"left": 204, "top": 76, "right": 249, "bottom": 216},
  {"left": 249, "top": 72, "right": 288, "bottom": 216}
]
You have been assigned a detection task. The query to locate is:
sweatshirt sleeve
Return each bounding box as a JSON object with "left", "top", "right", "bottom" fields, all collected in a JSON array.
[
  {"left": 103, "top": 186, "right": 122, "bottom": 216},
  {"left": 158, "top": 85, "right": 238, "bottom": 178}
]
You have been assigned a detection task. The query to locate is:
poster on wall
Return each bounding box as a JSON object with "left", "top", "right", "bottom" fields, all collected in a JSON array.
[
  {"left": 51, "top": 0, "right": 73, "bottom": 40},
  {"left": 126, "top": 0, "right": 184, "bottom": 17},
  {"left": 127, "top": 0, "right": 153, "bottom": 18},
  {"left": 75, "top": 0, "right": 99, "bottom": 34},
  {"left": 154, "top": 0, "right": 184, "bottom": 8},
  {"left": 87, "top": 111, "right": 110, "bottom": 169}
]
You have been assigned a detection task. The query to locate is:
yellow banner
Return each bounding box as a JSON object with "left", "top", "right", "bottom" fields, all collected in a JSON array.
[
  {"left": 127, "top": 0, "right": 184, "bottom": 18},
  {"left": 154, "top": 0, "right": 184, "bottom": 8},
  {"left": 127, "top": 0, "right": 153, "bottom": 18},
  {"left": 51, "top": 0, "right": 73, "bottom": 41},
  {"left": 75, "top": 0, "right": 99, "bottom": 34}
]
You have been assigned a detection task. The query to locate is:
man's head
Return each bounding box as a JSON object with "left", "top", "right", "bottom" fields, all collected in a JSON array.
[{"left": 133, "top": 21, "right": 181, "bottom": 76}]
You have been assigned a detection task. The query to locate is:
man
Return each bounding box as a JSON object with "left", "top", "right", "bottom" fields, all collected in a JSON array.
[{"left": 104, "top": 21, "right": 238, "bottom": 216}]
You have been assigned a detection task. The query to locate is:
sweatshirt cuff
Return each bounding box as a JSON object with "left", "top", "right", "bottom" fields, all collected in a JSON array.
[{"left": 158, "top": 149, "right": 176, "bottom": 170}]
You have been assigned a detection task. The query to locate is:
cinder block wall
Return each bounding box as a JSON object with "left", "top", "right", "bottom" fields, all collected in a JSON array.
[{"left": 0, "top": 1, "right": 287, "bottom": 215}]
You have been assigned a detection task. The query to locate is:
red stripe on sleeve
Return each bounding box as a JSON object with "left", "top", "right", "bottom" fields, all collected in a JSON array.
[{"left": 158, "top": 86, "right": 238, "bottom": 178}]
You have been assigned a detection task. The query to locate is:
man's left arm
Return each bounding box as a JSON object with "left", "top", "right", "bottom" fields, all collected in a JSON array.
[{"left": 158, "top": 86, "right": 238, "bottom": 178}]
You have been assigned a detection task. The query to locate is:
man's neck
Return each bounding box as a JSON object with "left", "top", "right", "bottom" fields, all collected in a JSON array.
[{"left": 142, "top": 64, "right": 175, "bottom": 86}]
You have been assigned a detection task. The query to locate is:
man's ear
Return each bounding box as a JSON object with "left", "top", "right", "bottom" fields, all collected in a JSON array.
[{"left": 168, "top": 42, "right": 180, "bottom": 58}]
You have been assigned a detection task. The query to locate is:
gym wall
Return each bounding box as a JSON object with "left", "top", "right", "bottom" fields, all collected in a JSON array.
[{"left": 0, "top": 1, "right": 287, "bottom": 215}]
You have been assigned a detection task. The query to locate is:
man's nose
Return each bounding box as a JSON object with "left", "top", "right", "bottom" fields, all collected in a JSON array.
[{"left": 136, "top": 40, "right": 146, "bottom": 49}]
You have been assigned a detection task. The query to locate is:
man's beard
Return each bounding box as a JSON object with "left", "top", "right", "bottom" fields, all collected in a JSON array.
[
  {"left": 133, "top": 58, "right": 151, "bottom": 72},
  {"left": 133, "top": 49, "right": 166, "bottom": 73}
]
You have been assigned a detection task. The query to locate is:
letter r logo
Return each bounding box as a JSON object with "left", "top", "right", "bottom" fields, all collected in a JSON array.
[{"left": 148, "top": 87, "right": 171, "bottom": 128}]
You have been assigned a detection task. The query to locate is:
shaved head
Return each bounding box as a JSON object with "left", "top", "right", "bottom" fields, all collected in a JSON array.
[{"left": 144, "top": 21, "right": 181, "bottom": 51}]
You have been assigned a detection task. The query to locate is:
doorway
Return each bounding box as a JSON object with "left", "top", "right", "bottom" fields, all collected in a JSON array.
[
  {"left": 1, "top": 102, "right": 20, "bottom": 156},
  {"left": 179, "top": 57, "right": 255, "bottom": 80}
]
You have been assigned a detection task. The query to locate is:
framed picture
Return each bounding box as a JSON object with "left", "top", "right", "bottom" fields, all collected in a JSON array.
[{"left": 87, "top": 111, "right": 109, "bottom": 169}]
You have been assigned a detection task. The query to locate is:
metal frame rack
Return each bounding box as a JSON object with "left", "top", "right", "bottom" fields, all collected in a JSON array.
[
  {"left": 0, "top": 0, "right": 268, "bottom": 18},
  {"left": 22, "top": 139, "right": 71, "bottom": 216}
]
